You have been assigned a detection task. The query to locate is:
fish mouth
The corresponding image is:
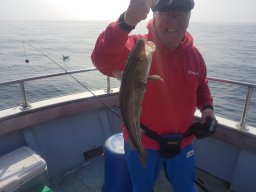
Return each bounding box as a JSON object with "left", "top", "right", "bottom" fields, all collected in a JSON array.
[{"left": 145, "top": 41, "right": 156, "bottom": 55}]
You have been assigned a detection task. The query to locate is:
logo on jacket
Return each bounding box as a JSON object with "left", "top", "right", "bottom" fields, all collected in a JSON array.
[
  {"left": 186, "top": 150, "right": 194, "bottom": 158},
  {"left": 187, "top": 70, "right": 199, "bottom": 76}
]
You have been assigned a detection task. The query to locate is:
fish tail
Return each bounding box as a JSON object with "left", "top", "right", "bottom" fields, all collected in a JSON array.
[{"left": 138, "top": 150, "right": 148, "bottom": 168}]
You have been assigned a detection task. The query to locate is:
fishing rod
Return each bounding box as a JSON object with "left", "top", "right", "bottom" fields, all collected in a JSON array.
[{"left": 22, "top": 41, "right": 121, "bottom": 119}]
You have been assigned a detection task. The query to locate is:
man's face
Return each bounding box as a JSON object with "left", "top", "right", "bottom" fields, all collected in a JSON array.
[{"left": 153, "top": 11, "right": 191, "bottom": 50}]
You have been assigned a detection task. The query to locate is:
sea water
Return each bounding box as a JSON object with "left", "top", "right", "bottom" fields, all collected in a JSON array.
[{"left": 0, "top": 21, "right": 255, "bottom": 127}]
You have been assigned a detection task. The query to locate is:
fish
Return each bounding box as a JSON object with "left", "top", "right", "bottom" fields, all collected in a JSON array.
[{"left": 119, "top": 38, "right": 161, "bottom": 167}]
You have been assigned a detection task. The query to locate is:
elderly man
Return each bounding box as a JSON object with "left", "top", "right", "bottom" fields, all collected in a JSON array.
[{"left": 91, "top": 0, "right": 215, "bottom": 191}]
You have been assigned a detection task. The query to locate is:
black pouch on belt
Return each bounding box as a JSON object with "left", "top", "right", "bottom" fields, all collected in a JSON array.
[
  {"left": 159, "top": 135, "right": 183, "bottom": 158},
  {"left": 140, "top": 123, "right": 183, "bottom": 159}
]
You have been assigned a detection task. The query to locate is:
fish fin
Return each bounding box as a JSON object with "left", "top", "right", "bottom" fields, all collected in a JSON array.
[
  {"left": 140, "top": 128, "right": 145, "bottom": 135},
  {"left": 139, "top": 150, "right": 148, "bottom": 169},
  {"left": 148, "top": 75, "right": 163, "bottom": 81}
]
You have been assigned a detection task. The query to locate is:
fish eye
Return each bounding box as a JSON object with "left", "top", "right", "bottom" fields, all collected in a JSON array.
[{"left": 137, "top": 57, "right": 143, "bottom": 63}]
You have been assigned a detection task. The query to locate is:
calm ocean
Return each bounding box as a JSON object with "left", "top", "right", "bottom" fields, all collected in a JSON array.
[{"left": 0, "top": 21, "right": 255, "bottom": 127}]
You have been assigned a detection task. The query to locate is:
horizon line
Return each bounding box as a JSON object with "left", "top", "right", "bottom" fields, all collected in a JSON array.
[{"left": 0, "top": 19, "right": 255, "bottom": 25}]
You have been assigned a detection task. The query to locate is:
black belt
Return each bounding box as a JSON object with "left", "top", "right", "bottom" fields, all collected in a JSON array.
[
  {"left": 140, "top": 117, "right": 217, "bottom": 158},
  {"left": 141, "top": 116, "right": 217, "bottom": 141}
]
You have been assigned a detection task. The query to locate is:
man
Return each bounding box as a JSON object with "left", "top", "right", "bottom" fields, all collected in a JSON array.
[{"left": 91, "top": 0, "right": 215, "bottom": 191}]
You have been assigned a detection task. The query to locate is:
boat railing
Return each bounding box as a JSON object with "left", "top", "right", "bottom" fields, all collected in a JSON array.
[
  {"left": 207, "top": 77, "right": 255, "bottom": 130},
  {"left": 0, "top": 68, "right": 255, "bottom": 130},
  {"left": 0, "top": 68, "right": 98, "bottom": 108}
]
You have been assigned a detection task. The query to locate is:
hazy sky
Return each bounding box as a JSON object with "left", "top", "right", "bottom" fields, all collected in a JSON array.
[{"left": 0, "top": 0, "right": 255, "bottom": 23}]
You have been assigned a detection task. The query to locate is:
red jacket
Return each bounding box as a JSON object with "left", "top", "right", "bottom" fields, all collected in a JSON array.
[{"left": 91, "top": 19, "right": 213, "bottom": 149}]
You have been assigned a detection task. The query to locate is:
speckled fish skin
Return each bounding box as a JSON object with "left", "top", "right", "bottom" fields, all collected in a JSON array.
[{"left": 119, "top": 38, "right": 155, "bottom": 167}]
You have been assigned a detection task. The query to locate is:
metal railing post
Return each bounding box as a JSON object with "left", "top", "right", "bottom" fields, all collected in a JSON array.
[
  {"left": 238, "top": 86, "right": 253, "bottom": 130},
  {"left": 106, "top": 76, "right": 111, "bottom": 93},
  {"left": 19, "top": 81, "right": 30, "bottom": 109}
]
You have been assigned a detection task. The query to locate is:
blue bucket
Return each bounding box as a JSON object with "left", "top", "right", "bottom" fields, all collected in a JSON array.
[{"left": 102, "top": 133, "right": 132, "bottom": 192}]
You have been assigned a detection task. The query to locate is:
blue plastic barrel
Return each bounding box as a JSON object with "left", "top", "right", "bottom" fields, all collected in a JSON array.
[{"left": 103, "top": 133, "right": 132, "bottom": 192}]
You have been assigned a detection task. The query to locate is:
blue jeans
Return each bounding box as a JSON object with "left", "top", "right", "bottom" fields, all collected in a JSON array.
[{"left": 124, "top": 143, "right": 196, "bottom": 192}]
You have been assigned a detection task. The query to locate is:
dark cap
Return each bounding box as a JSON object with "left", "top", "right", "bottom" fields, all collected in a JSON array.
[{"left": 152, "top": 0, "right": 194, "bottom": 12}]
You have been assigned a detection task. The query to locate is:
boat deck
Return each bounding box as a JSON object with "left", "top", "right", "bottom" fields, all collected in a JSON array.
[{"left": 51, "top": 155, "right": 229, "bottom": 192}]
